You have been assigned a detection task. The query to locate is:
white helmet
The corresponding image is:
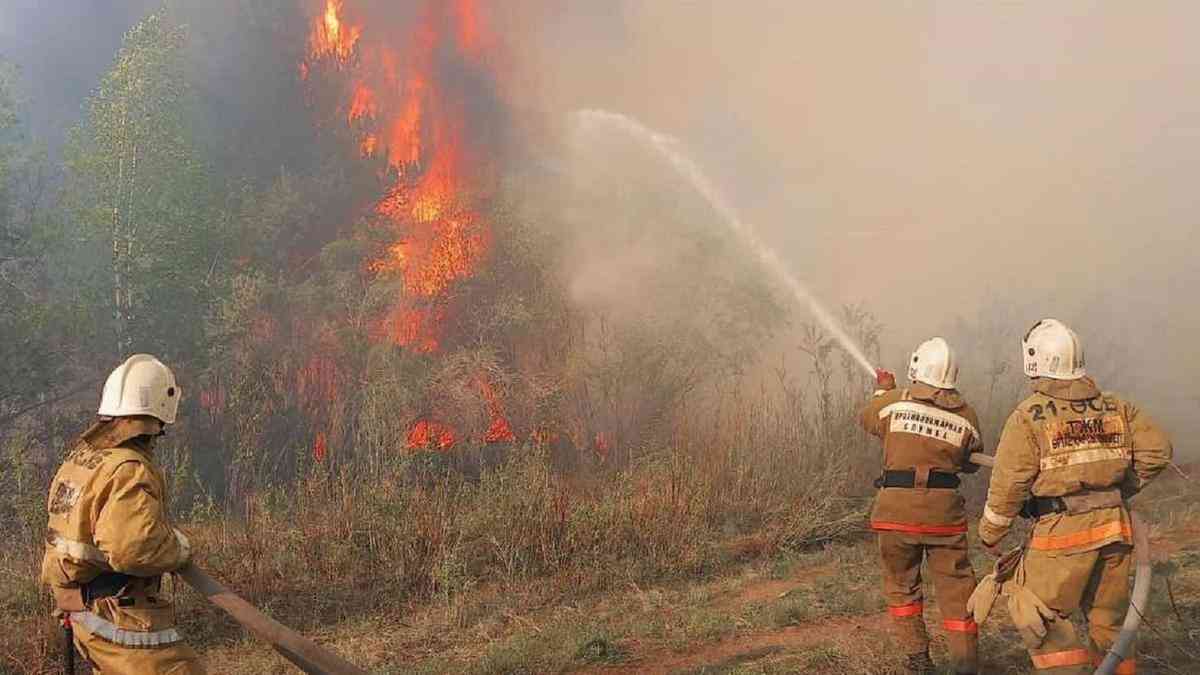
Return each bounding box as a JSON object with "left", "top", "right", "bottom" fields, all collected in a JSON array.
[
  {"left": 908, "top": 337, "right": 959, "bottom": 389},
  {"left": 1022, "top": 319, "right": 1086, "bottom": 380},
  {"left": 97, "top": 354, "right": 181, "bottom": 424}
]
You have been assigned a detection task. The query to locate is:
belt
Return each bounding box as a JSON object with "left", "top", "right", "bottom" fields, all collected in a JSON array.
[
  {"left": 82, "top": 572, "right": 133, "bottom": 605},
  {"left": 1021, "top": 496, "right": 1066, "bottom": 519},
  {"left": 874, "top": 469, "right": 960, "bottom": 489},
  {"left": 1021, "top": 488, "right": 1124, "bottom": 519}
]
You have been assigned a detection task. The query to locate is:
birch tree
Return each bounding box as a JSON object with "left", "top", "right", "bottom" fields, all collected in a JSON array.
[{"left": 61, "top": 11, "right": 221, "bottom": 363}]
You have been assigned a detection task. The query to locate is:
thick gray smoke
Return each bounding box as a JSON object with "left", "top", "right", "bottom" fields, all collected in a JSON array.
[{"left": 507, "top": 1, "right": 1200, "bottom": 452}]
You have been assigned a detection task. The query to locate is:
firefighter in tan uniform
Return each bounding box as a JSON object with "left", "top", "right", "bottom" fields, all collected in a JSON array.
[
  {"left": 978, "top": 319, "right": 1172, "bottom": 674},
  {"left": 862, "top": 338, "right": 982, "bottom": 674},
  {"left": 42, "top": 354, "right": 204, "bottom": 674}
]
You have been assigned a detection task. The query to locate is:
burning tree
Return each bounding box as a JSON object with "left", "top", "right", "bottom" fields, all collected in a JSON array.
[
  {"left": 198, "top": 0, "right": 783, "bottom": 503},
  {"left": 299, "top": 0, "right": 521, "bottom": 453}
]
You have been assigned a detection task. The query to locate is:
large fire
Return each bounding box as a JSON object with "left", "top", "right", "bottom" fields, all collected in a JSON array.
[{"left": 304, "top": 0, "right": 510, "bottom": 450}]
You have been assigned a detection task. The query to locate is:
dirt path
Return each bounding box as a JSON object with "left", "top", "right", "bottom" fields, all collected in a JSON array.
[{"left": 574, "top": 614, "right": 888, "bottom": 674}]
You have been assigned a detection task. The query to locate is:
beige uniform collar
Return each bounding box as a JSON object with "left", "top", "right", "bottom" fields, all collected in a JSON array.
[
  {"left": 907, "top": 382, "right": 965, "bottom": 410},
  {"left": 1030, "top": 376, "right": 1101, "bottom": 401},
  {"left": 80, "top": 417, "right": 160, "bottom": 454}
]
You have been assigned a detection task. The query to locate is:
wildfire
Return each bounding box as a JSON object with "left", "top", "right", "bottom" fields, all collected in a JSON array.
[
  {"left": 478, "top": 377, "right": 515, "bottom": 443},
  {"left": 313, "top": 431, "right": 328, "bottom": 462},
  {"left": 305, "top": 0, "right": 492, "bottom": 352},
  {"left": 304, "top": 0, "right": 514, "bottom": 449},
  {"left": 407, "top": 419, "right": 457, "bottom": 450},
  {"left": 309, "top": 0, "right": 360, "bottom": 63}
]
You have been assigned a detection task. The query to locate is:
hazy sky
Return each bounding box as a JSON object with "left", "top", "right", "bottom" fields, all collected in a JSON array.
[{"left": 3, "top": 1, "right": 1196, "bottom": 445}]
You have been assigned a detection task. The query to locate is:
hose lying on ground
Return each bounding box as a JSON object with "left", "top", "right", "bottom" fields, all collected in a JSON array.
[
  {"left": 969, "top": 453, "right": 1151, "bottom": 675},
  {"left": 177, "top": 564, "right": 370, "bottom": 675}
]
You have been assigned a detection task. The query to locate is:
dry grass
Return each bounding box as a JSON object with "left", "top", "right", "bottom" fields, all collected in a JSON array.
[
  {"left": 3, "top": 406, "right": 1197, "bottom": 674},
  {"left": 0, "top": 421, "right": 870, "bottom": 674}
]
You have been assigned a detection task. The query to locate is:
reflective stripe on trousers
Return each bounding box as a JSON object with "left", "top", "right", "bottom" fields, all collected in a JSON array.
[
  {"left": 942, "top": 617, "right": 978, "bottom": 633},
  {"left": 70, "top": 611, "right": 182, "bottom": 647},
  {"left": 888, "top": 601, "right": 923, "bottom": 617},
  {"left": 1094, "top": 656, "right": 1137, "bottom": 674},
  {"left": 871, "top": 521, "right": 968, "bottom": 535},
  {"left": 1030, "top": 648, "right": 1092, "bottom": 669}
]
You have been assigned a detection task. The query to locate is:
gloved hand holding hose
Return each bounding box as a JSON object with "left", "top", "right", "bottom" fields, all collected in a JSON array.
[{"left": 875, "top": 368, "right": 896, "bottom": 391}]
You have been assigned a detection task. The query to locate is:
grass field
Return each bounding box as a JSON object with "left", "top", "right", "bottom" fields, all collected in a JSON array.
[{"left": 3, "top": 451, "right": 1197, "bottom": 674}]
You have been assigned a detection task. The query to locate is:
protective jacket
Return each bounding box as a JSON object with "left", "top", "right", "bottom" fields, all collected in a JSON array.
[
  {"left": 42, "top": 418, "right": 200, "bottom": 672},
  {"left": 979, "top": 377, "right": 1172, "bottom": 553},
  {"left": 979, "top": 376, "right": 1171, "bottom": 674},
  {"left": 862, "top": 383, "right": 983, "bottom": 534}
]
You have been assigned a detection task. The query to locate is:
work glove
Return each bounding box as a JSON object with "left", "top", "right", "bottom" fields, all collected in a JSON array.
[
  {"left": 875, "top": 369, "right": 896, "bottom": 391},
  {"left": 1007, "top": 585, "right": 1057, "bottom": 649},
  {"left": 966, "top": 547, "right": 1022, "bottom": 625},
  {"left": 966, "top": 573, "right": 999, "bottom": 625}
]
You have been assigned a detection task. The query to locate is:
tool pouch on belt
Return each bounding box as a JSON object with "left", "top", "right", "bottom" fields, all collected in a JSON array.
[
  {"left": 75, "top": 589, "right": 183, "bottom": 647},
  {"left": 51, "top": 585, "right": 86, "bottom": 616}
]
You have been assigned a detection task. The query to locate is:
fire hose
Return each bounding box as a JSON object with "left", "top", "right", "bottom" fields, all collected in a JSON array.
[
  {"left": 968, "top": 453, "right": 1150, "bottom": 675},
  {"left": 176, "top": 564, "right": 370, "bottom": 675}
]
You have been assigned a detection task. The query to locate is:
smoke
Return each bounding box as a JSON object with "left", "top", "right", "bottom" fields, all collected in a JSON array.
[
  {"left": 572, "top": 109, "right": 876, "bottom": 376},
  {"left": 6, "top": 1, "right": 1198, "bottom": 450},
  {"left": 0, "top": 0, "right": 161, "bottom": 149},
  {"left": 508, "top": 1, "right": 1200, "bottom": 451}
]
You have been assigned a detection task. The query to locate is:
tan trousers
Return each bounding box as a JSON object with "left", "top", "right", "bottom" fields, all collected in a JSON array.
[
  {"left": 878, "top": 531, "right": 978, "bottom": 673},
  {"left": 1020, "top": 543, "right": 1136, "bottom": 674},
  {"left": 73, "top": 624, "right": 204, "bottom": 674}
]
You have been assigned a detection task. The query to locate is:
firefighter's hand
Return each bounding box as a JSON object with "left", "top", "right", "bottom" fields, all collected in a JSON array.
[{"left": 875, "top": 369, "right": 896, "bottom": 391}]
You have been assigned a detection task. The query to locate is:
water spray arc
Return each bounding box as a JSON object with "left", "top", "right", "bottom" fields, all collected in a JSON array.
[{"left": 571, "top": 110, "right": 877, "bottom": 378}]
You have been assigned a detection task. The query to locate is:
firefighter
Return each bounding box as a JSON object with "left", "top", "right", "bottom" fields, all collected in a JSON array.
[
  {"left": 42, "top": 354, "right": 204, "bottom": 674},
  {"left": 863, "top": 337, "right": 982, "bottom": 674},
  {"left": 978, "top": 319, "right": 1173, "bottom": 674}
]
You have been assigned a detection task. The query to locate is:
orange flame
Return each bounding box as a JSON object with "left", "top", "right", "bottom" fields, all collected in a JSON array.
[
  {"left": 347, "top": 83, "right": 377, "bottom": 124},
  {"left": 477, "top": 377, "right": 515, "bottom": 443},
  {"left": 594, "top": 432, "right": 611, "bottom": 462},
  {"left": 304, "top": 0, "right": 494, "bottom": 354},
  {"left": 310, "top": 0, "right": 360, "bottom": 63},
  {"left": 407, "top": 419, "right": 457, "bottom": 450},
  {"left": 305, "top": 0, "right": 509, "bottom": 447},
  {"left": 313, "top": 431, "right": 328, "bottom": 462},
  {"left": 372, "top": 306, "right": 443, "bottom": 353}
]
